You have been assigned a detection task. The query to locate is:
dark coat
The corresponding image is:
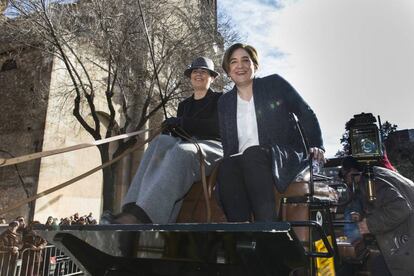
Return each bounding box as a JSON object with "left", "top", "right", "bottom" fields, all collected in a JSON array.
[
  {"left": 218, "top": 74, "right": 324, "bottom": 191},
  {"left": 218, "top": 74, "right": 323, "bottom": 157},
  {"left": 175, "top": 89, "right": 221, "bottom": 141},
  {"left": 0, "top": 229, "right": 20, "bottom": 251},
  {"left": 360, "top": 167, "right": 414, "bottom": 276},
  {"left": 0, "top": 229, "right": 20, "bottom": 275},
  {"left": 22, "top": 229, "right": 48, "bottom": 266}
]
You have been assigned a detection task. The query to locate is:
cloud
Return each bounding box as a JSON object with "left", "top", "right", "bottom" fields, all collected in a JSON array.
[
  {"left": 219, "top": 0, "right": 414, "bottom": 156},
  {"left": 256, "top": 0, "right": 283, "bottom": 8}
]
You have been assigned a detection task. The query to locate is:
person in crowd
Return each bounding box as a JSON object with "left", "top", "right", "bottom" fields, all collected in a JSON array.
[
  {"left": 21, "top": 221, "right": 48, "bottom": 276},
  {"left": 15, "top": 216, "right": 26, "bottom": 229},
  {"left": 15, "top": 216, "right": 26, "bottom": 246},
  {"left": 103, "top": 56, "right": 223, "bottom": 224},
  {"left": 59, "top": 217, "right": 72, "bottom": 226},
  {"left": 50, "top": 218, "right": 59, "bottom": 227},
  {"left": 217, "top": 43, "right": 325, "bottom": 222},
  {"left": 0, "top": 221, "right": 20, "bottom": 276},
  {"left": 86, "top": 212, "right": 95, "bottom": 224},
  {"left": 44, "top": 216, "right": 53, "bottom": 226},
  {"left": 0, "top": 217, "right": 6, "bottom": 225},
  {"left": 0, "top": 221, "right": 20, "bottom": 253},
  {"left": 77, "top": 216, "right": 87, "bottom": 225},
  {"left": 339, "top": 156, "right": 414, "bottom": 275}
]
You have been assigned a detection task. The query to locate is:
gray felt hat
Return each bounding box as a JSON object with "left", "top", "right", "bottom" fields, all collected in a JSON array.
[{"left": 184, "top": 56, "right": 219, "bottom": 78}]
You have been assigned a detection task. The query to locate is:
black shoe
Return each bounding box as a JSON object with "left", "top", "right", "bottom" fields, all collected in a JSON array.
[
  {"left": 122, "top": 203, "right": 152, "bottom": 224},
  {"left": 100, "top": 210, "right": 116, "bottom": 225}
]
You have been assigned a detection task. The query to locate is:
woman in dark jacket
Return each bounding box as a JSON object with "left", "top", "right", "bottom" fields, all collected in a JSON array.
[
  {"left": 106, "top": 57, "right": 223, "bottom": 224},
  {"left": 217, "top": 43, "right": 325, "bottom": 222}
]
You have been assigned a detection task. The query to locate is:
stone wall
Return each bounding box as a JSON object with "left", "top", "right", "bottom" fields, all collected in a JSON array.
[
  {"left": 33, "top": 46, "right": 117, "bottom": 223},
  {"left": 0, "top": 47, "right": 53, "bottom": 221}
]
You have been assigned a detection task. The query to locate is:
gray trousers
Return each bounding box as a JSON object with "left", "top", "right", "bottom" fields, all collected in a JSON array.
[{"left": 122, "top": 134, "right": 223, "bottom": 224}]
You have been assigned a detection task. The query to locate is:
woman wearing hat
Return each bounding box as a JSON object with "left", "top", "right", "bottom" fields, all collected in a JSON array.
[
  {"left": 104, "top": 57, "right": 223, "bottom": 224},
  {"left": 217, "top": 43, "right": 325, "bottom": 222}
]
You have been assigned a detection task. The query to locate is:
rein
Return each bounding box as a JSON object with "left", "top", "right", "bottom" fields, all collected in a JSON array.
[
  {"left": 0, "top": 128, "right": 161, "bottom": 216},
  {"left": 171, "top": 128, "right": 212, "bottom": 223},
  {"left": 0, "top": 126, "right": 213, "bottom": 223},
  {"left": 0, "top": 129, "right": 151, "bottom": 167}
]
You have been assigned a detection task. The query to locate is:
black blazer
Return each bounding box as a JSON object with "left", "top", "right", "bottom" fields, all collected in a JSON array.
[
  {"left": 218, "top": 74, "right": 324, "bottom": 158},
  {"left": 176, "top": 89, "right": 222, "bottom": 141}
]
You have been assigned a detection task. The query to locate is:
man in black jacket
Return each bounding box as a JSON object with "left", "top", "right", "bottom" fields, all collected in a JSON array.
[{"left": 340, "top": 156, "right": 414, "bottom": 276}]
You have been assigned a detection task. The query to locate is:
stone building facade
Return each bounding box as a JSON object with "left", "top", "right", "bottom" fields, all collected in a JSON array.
[{"left": 0, "top": 43, "right": 110, "bottom": 222}]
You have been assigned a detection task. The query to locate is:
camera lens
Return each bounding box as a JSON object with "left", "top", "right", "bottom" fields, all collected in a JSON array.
[{"left": 360, "top": 138, "right": 376, "bottom": 153}]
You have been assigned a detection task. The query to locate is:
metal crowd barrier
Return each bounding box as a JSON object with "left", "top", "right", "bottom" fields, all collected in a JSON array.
[{"left": 1, "top": 245, "right": 83, "bottom": 276}]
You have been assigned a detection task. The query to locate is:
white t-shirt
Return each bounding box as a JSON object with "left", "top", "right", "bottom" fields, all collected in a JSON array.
[{"left": 237, "top": 93, "right": 260, "bottom": 153}]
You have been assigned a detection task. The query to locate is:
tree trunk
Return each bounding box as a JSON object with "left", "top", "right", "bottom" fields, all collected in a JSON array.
[{"left": 99, "top": 144, "right": 115, "bottom": 212}]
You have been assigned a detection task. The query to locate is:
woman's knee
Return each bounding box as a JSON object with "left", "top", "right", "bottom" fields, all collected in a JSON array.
[
  {"left": 167, "top": 143, "right": 198, "bottom": 165},
  {"left": 241, "top": 146, "right": 272, "bottom": 172},
  {"left": 174, "top": 142, "right": 198, "bottom": 153},
  {"left": 242, "top": 145, "right": 269, "bottom": 160}
]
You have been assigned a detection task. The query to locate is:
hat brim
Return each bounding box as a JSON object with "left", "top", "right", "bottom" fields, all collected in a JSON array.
[{"left": 184, "top": 67, "right": 219, "bottom": 78}]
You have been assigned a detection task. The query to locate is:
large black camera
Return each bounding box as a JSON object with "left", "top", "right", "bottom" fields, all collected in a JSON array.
[
  {"left": 347, "top": 113, "right": 383, "bottom": 162},
  {"left": 347, "top": 113, "right": 383, "bottom": 202}
]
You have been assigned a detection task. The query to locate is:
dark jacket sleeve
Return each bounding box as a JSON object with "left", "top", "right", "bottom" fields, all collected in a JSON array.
[
  {"left": 280, "top": 77, "right": 324, "bottom": 151},
  {"left": 366, "top": 182, "right": 412, "bottom": 234}
]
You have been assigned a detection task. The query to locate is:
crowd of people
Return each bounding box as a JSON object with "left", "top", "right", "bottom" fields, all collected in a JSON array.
[
  {"left": 0, "top": 213, "right": 96, "bottom": 275},
  {"left": 0, "top": 212, "right": 97, "bottom": 254},
  {"left": 0, "top": 212, "right": 97, "bottom": 228},
  {"left": 0, "top": 216, "right": 47, "bottom": 275},
  {"left": 43, "top": 212, "right": 97, "bottom": 227}
]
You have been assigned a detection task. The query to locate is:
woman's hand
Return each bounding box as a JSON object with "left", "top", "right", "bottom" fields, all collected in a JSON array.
[
  {"left": 162, "top": 117, "right": 182, "bottom": 131},
  {"left": 309, "top": 147, "right": 325, "bottom": 163}
]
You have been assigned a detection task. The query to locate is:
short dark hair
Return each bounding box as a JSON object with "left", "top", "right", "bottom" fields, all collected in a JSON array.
[
  {"left": 338, "top": 156, "right": 363, "bottom": 178},
  {"left": 222, "top": 43, "right": 259, "bottom": 74},
  {"left": 9, "top": 221, "right": 19, "bottom": 228}
]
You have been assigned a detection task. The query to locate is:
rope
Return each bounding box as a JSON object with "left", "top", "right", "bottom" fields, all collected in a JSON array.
[
  {"left": 0, "top": 128, "right": 162, "bottom": 216},
  {"left": 171, "top": 127, "right": 212, "bottom": 223},
  {"left": 1, "top": 124, "right": 213, "bottom": 223},
  {"left": 0, "top": 128, "right": 151, "bottom": 167}
]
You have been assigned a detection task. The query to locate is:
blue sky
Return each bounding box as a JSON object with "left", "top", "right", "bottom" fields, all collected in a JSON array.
[{"left": 218, "top": 0, "right": 414, "bottom": 157}]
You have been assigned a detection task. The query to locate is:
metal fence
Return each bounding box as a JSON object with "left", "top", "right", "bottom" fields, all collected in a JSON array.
[{"left": 1, "top": 245, "right": 83, "bottom": 276}]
